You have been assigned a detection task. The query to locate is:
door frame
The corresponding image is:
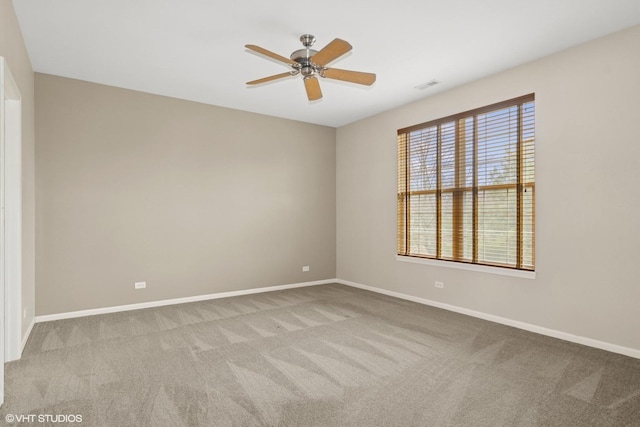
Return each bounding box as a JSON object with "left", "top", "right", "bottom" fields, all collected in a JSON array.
[{"left": 0, "top": 56, "right": 23, "bottom": 407}]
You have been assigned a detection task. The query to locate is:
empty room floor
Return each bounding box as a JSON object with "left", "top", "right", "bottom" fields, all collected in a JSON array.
[{"left": 2, "top": 284, "right": 639, "bottom": 426}]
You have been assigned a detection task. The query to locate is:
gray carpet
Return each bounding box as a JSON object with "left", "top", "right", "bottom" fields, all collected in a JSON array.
[{"left": 2, "top": 283, "right": 640, "bottom": 426}]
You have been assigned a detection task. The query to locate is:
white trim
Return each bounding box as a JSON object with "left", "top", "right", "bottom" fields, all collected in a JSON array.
[
  {"left": 30, "top": 277, "right": 640, "bottom": 359},
  {"left": 336, "top": 279, "right": 640, "bottom": 360},
  {"left": 1, "top": 57, "right": 24, "bottom": 369},
  {"left": 35, "top": 279, "right": 336, "bottom": 323},
  {"left": 20, "top": 317, "right": 34, "bottom": 356},
  {"left": 396, "top": 255, "right": 536, "bottom": 279},
  {"left": 3, "top": 98, "right": 22, "bottom": 362}
]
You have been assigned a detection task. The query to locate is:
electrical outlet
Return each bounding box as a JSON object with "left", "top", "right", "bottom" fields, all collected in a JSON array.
[
  {"left": 302, "top": 266, "right": 310, "bottom": 272},
  {"left": 435, "top": 281, "right": 444, "bottom": 289},
  {"left": 134, "top": 281, "right": 146, "bottom": 290}
]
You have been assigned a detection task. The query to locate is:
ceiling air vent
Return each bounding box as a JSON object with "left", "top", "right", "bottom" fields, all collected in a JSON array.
[{"left": 415, "top": 79, "right": 440, "bottom": 90}]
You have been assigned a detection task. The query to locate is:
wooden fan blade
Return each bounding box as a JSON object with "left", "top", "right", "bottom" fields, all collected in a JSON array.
[
  {"left": 245, "top": 44, "right": 297, "bottom": 66},
  {"left": 322, "top": 68, "right": 376, "bottom": 86},
  {"left": 246, "top": 72, "right": 296, "bottom": 85},
  {"left": 304, "top": 76, "right": 322, "bottom": 101},
  {"left": 311, "top": 38, "right": 352, "bottom": 66}
]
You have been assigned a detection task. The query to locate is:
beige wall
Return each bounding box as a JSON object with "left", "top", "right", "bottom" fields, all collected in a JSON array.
[
  {"left": 337, "top": 25, "right": 640, "bottom": 352},
  {"left": 35, "top": 74, "right": 336, "bottom": 315},
  {"left": 0, "top": 0, "right": 36, "bottom": 341}
]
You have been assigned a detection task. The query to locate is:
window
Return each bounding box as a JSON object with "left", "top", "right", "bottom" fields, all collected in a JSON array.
[{"left": 397, "top": 94, "right": 535, "bottom": 271}]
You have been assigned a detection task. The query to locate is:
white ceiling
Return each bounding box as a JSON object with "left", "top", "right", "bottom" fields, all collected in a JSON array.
[{"left": 13, "top": 0, "right": 640, "bottom": 127}]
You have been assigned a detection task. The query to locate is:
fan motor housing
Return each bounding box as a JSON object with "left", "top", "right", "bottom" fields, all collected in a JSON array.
[{"left": 290, "top": 48, "right": 317, "bottom": 67}]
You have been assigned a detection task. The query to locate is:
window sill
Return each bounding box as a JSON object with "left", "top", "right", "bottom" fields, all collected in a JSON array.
[{"left": 396, "top": 255, "right": 536, "bottom": 279}]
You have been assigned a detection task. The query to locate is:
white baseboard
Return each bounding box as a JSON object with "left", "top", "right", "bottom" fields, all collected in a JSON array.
[
  {"left": 335, "top": 279, "right": 640, "bottom": 360},
  {"left": 35, "top": 279, "right": 336, "bottom": 323},
  {"left": 31, "top": 277, "right": 639, "bottom": 360},
  {"left": 20, "top": 317, "right": 35, "bottom": 357}
]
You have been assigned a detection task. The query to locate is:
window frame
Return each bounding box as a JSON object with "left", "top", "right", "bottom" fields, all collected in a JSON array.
[{"left": 397, "top": 94, "right": 535, "bottom": 274}]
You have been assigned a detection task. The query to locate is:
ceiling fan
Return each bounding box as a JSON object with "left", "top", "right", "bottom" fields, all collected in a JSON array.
[{"left": 245, "top": 34, "right": 376, "bottom": 101}]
